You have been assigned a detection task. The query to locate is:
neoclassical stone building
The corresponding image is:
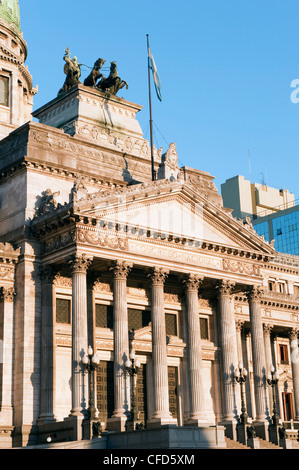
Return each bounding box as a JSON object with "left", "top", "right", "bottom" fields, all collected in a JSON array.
[{"left": 0, "top": 1, "right": 298, "bottom": 449}]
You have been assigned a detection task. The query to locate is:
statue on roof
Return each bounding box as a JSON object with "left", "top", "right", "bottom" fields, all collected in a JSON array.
[
  {"left": 58, "top": 47, "right": 82, "bottom": 95},
  {"left": 84, "top": 58, "right": 106, "bottom": 87},
  {"left": 96, "top": 61, "right": 128, "bottom": 95}
]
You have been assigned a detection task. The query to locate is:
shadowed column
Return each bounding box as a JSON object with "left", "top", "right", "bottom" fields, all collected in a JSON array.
[
  {"left": 147, "top": 267, "right": 177, "bottom": 427},
  {"left": 68, "top": 254, "right": 92, "bottom": 418},
  {"left": 247, "top": 285, "right": 268, "bottom": 436},
  {"left": 184, "top": 274, "right": 208, "bottom": 425},
  {"left": 38, "top": 266, "right": 56, "bottom": 424},
  {"left": 289, "top": 328, "right": 299, "bottom": 420},
  {"left": 216, "top": 280, "right": 238, "bottom": 433},
  {"left": 107, "top": 260, "right": 132, "bottom": 432}
]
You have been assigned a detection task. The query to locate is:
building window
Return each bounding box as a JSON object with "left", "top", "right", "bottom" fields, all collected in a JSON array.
[
  {"left": 96, "top": 304, "right": 113, "bottom": 329},
  {"left": 165, "top": 313, "right": 178, "bottom": 336},
  {"left": 278, "top": 282, "right": 286, "bottom": 294},
  {"left": 0, "top": 75, "right": 9, "bottom": 107},
  {"left": 294, "top": 285, "right": 299, "bottom": 297},
  {"left": 268, "top": 280, "right": 275, "bottom": 291},
  {"left": 128, "top": 308, "right": 151, "bottom": 331},
  {"left": 56, "top": 298, "right": 71, "bottom": 324},
  {"left": 200, "top": 317, "right": 209, "bottom": 340},
  {"left": 279, "top": 344, "right": 289, "bottom": 364}
]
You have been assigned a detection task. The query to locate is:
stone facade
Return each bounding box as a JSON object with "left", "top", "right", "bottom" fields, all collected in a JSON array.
[{"left": 0, "top": 5, "right": 299, "bottom": 449}]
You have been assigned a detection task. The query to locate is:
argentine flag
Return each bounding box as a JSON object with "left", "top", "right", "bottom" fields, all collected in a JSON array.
[{"left": 147, "top": 40, "right": 162, "bottom": 102}]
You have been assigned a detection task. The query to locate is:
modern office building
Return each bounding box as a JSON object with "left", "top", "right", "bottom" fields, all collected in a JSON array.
[
  {"left": 0, "top": 1, "right": 299, "bottom": 450},
  {"left": 221, "top": 175, "right": 299, "bottom": 256}
]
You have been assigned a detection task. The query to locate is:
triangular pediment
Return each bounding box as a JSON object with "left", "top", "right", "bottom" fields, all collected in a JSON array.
[{"left": 73, "top": 179, "right": 276, "bottom": 255}]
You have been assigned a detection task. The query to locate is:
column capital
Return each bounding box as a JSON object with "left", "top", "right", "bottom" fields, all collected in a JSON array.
[
  {"left": 40, "top": 265, "right": 57, "bottom": 284},
  {"left": 289, "top": 328, "right": 299, "bottom": 340},
  {"left": 246, "top": 285, "right": 264, "bottom": 302},
  {"left": 68, "top": 253, "right": 93, "bottom": 274},
  {"left": 216, "top": 279, "right": 235, "bottom": 296},
  {"left": 235, "top": 319, "right": 244, "bottom": 332},
  {"left": 0, "top": 286, "right": 15, "bottom": 302},
  {"left": 184, "top": 274, "right": 204, "bottom": 291},
  {"left": 110, "top": 260, "right": 132, "bottom": 280},
  {"left": 263, "top": 323, "right": 274, "bottom": 335},
  {"left": 148, "top": 267, "right": 169, "bottom": 286}
]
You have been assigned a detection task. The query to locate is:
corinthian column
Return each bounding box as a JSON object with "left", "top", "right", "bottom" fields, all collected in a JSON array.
[
  {"left": 38, "top": 266, "right": 56, "bottom": 424},
  {"left": 289, "top": 328, "right": 299, "bottom": 420},
  {"left": 68, "top": 254, "right": 92, "bottom": 419},
  {"left": 107, "top": 260, "right": 132, "bottom": 432},
  {"left": 217, "top": 280, "right": 238, "bottom": 423},
  {"left": 147, "top": 267, "right": 177, "bottom": 427},
  {"left": 0, "top": 287, "right": 15, "bottom": 426},
  {"left": 247, "top": 285, "right": 268, "bottom": 435},
  {"left": 184, "top": 274, "right": 208, "bottom": 425}
]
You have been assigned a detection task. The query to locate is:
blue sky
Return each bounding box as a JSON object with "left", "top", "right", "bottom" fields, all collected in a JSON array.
[{"left": 20, "top": 0, "right": 299, "bottom": 200}]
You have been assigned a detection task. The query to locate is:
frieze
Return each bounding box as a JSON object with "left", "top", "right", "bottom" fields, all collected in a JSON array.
[
  {"left": 128, "top": 239, "right": 222, "bottom": 270},
  {"left": 223, "top": 259, "right": 261, "bottom": 276},
  {"left": 44, "top": 228, "right": 128, "bottom": 253},
  {"left": 31, "top": 129, "right": 154, "bottom": 175}
]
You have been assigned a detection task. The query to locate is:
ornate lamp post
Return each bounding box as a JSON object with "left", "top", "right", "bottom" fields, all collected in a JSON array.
[
  {"left": 82, "top": 345, "right": 100, "bottom": 420},
  {"left": 267, "top": 365, "right": 279, "bottom": 426},
  {"left": 125, "top": 350, "right": 140, "bottom": 430},
  {"left": 234, "top": 360, "right": 248, "bottom": 424}
]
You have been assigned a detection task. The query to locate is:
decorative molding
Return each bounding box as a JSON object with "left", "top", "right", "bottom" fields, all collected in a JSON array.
[{"left": 53, "top": 274, "right": 72, "bottom": 288}]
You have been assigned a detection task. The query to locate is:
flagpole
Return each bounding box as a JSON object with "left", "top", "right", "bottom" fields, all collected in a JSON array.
[{"left": 147, "top": 34, "right": 155, "bottom": 182}]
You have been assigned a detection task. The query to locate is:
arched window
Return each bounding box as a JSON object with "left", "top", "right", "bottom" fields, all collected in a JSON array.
[{"left": 0, "top": 76, "right": 9, "bottom": 107}]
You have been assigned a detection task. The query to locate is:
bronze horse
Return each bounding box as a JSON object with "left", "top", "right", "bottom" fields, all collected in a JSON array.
[
  {"left": 83, "top": 58, "right": 106, "bottom": 87},
  {"left": 97, "top": 61, "right": 128, "bottom": 95}
]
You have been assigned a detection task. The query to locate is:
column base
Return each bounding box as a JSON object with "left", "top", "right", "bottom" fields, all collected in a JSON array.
[
  {"left": 219, "top": 418, "right": 238, "bottom": 440},
  {"left": 147, "top": 416, "right": 177, "bottom": 429},
  {"left": 37, "top": 414, "right": 57, "bottom": 425},
  {"left": 184, "top": 417, "right": 210, "bottom": 427},
  {"left": 252, "top": 420, "right": 269, "bottom": 440},
  {"left": 106, "top": 416, "right": 128, "bottom": 433}
]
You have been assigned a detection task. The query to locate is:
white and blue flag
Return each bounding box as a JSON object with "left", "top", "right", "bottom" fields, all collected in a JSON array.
[{"left": 147, "top": 40, "right": 162, "bottom": 102}]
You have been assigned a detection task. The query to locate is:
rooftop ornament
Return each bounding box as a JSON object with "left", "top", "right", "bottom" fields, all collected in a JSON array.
[{"left": 58, "top": 48, "right": 128, "bottom": 97}]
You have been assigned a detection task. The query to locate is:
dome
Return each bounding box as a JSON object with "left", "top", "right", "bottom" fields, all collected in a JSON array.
[{"left": 0, "top": 0, "right": 21, "bottom": 32}]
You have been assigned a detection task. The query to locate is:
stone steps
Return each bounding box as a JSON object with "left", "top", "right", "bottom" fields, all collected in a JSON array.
[
  {"left": 225, "top": 436, "right": 283, "bottom": 449},
  {"left": 225, "top": 437, "right": 251, "bottom": 449},
  {"left": 256, "top": 438, "right": 282, "bottom": 449}
]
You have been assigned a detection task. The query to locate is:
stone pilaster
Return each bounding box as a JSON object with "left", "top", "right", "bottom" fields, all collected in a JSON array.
[
  {"left": 0, "top": 287, "right": 15, "bottom": 426},
  {"left": 263, "top": 324, "right": 274, "bottom": 417},
  {"left": 216, "top": 280, "right": 238, "bottom": 430},
  {"left": 68, "top": 254, "right": 92, "bottom": 420},
  {"left": 289, "top": 328, "right": 299, "bottom": 420},
  {"left": 247, "top": 286, "right": 268, "bottom": 437},
  {"left": 147, "top": 267, "right": 177, "bottom": 427},
  {"left": 38, "top": 266, "right": 56, "bottom": 424},
  {"left": 107, "top": 260, "right": 132, "bottom": 432},
  {"left": 184, "top": 274, "right": 208, "bottom": 425}
]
